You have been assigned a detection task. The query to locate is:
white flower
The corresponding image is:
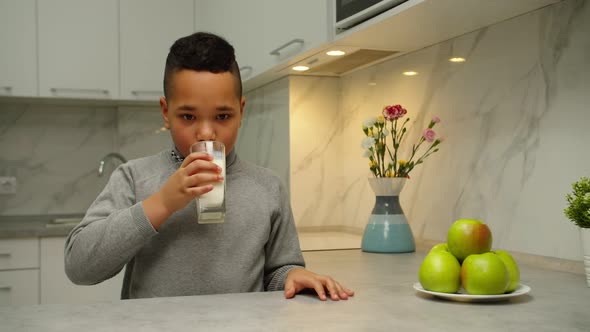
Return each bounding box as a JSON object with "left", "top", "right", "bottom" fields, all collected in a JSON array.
[
  {"left": 382, "top": 128, "right": 389, "bottom": 137},
  {"left": 363, "top": 117, "right": 377, "bottom": 129},
  {"left": 361, "top": 137, "right": 375, "bottom": 149},
  {"left": 362, "top": 149, "right": 372, "bottom": 158}
]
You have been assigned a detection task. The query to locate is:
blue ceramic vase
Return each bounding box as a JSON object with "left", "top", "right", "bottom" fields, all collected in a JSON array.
[{"left": 361, "top": 177, "right": 416, "bottom": 253}]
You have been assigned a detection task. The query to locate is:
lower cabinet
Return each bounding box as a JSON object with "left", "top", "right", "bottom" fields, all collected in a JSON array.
[
  {"left": 0, "top": 237, "right": 40, "bottom": 306},
  {"left": 0, "top": 269, "right": 39, "bottom": 306},
  {"left": 40, "top": 237, "right": 124, "bottom": 305}
]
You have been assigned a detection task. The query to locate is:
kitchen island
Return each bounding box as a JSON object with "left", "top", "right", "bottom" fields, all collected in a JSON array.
[{"left": 0, "top": 249, "right": 588, "bottom": 331}]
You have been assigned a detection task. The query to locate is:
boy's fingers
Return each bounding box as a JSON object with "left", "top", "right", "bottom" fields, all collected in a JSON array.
[
  {"left": 333, "top": 282, "right": 348, "bottom": 300},
  {"left": 184, "top": 159, "right": 221, "bottom": 176},
  {"left": 322, "top": 277, "right": 340, "bottom": 301},
  {"left": 181, "top": 151, "right": 212, "bottom": 167},
  {"left": 311, "top": 279, "right": 327, "bottom": 301},
  {"left": 284, "top": 279, "right": 295, "bottom": 299},
  {"left": 187, "top": 173, "right": 223, "bottom": 189},
  {"left": 343, "top": 287, "right": 355, "bottom": 296},
  {"left": 187, "top": 184, "right": 214, "bottom": 197}
]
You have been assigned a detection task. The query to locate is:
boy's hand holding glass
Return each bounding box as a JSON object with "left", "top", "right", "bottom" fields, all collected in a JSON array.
[{"left": 144, "top": 151, "right": 223, "bottom": 229}]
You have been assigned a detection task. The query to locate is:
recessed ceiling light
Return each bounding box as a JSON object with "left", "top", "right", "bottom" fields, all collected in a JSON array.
[
  {"left": 403, "top": 71, "right": 418, "bottom": 76},
  {"left": 326, "top": 50, "right": 346, "bottom": 56},
  {"left": 292, "top": 65, "right": 310, "bottom": 72},
  {"left": 449, "top": 57, "right": 466, "bottom": 63},
  {"left": 368, "top": 82, "right": 377, "bottom": 86}
]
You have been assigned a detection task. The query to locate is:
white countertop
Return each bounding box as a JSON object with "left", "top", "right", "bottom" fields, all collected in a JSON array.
[{"left": 1, "top": 249, "right": 589, "bottom": 331}]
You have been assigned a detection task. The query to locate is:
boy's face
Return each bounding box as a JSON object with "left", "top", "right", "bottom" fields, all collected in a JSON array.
[{"left": 160, "top": 69, "right": 245, "bottom": 157}]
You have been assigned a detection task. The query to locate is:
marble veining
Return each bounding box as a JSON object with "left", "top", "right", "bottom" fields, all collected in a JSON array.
[
  {"left": 288, "top": 0, "right": 590, "bottom": 261},
  {"left": 117, "top": 106, "right": 170, "bottom": 160},
  {"left": 0, "top": 104, "right": 117, "bottom": 215},
  {"left": 239, "top": 78, "right": 291, "bottom": 191}
]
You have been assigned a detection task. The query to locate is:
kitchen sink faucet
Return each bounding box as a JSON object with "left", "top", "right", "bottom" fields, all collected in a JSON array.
[{"left": 98, "top": 152, "right": 127, "bottom": 176}]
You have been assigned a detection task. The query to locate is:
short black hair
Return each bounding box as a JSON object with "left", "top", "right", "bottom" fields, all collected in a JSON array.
[{"left": 163, "top": 32, "right": 242, "bottom": 100}]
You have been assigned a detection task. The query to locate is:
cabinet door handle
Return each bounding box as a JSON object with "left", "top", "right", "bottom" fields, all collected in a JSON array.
[
  {"left": 0, "top": 86, "right": 12, "bottom": 94},
  {"left": 239, "top": 66, "right": 253, "bottom": 78},
  {"left": 0, "top": 253, "right": 11, "bottom": 257},
  {"left": 269, "top": 38, "right": 304, "bottom": 56},
  {"left": 0, "top": 285, "right": 11, "bottom": 290},
  {"left": 50, "top": 87, "right": 110, "bottom": 97},
  {"left": 131, "top": 90, "right": 162, "bottom": 96}
]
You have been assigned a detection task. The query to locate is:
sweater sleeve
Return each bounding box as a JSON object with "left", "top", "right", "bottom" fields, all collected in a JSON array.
[
  {"left": 64, "top": 164, "right": 157, "bottom": 285},
  {"left": 263, "top": 179, "right": 305, "bottom": 291}
]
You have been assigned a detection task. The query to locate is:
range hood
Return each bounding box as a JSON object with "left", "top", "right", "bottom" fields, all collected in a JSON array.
[{"left": 275, "top": 45, "right": 399, "bottom": 77}]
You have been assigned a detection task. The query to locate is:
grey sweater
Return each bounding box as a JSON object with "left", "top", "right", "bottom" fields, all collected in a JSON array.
[{"left": 64, "top": 149, "right": 305, "bottom": 299}]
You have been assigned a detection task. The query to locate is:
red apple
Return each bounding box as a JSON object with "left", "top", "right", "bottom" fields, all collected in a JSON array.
[{"left": 447, "top": 219, "right": 493, "bottom": 261}]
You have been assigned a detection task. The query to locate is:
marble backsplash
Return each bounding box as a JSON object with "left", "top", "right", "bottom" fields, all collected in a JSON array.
[
  {"left": 239, "top": 78, "right": 291, "bottom": 191},
  {"left": 289, "top": 0, "right": 590, "bottom": 261},
  {"left": 0, "top": 103, "right": 169, "bottom": 215},
  {"left": 0, "top": 96, "right": 289, "bottom": 217}
]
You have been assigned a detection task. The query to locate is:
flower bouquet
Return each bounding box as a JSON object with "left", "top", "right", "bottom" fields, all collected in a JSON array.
[{"left": 361, "top": 104, "right": 442, "bottom": 178}]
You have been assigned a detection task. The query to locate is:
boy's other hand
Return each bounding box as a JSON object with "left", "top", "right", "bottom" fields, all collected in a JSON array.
[
  {"left": 284, "top": 268, "right": 354, "bottom": 301},
  {"left": 144, "top": 152, "right": 223, "bottom": 229}
]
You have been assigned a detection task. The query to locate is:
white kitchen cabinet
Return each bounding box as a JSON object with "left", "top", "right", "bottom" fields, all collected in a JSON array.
[
  {"left": 0, "top": 270, "right": 39, "bottom": 306},
  {"left": 0, "top": 238, "right": 40, "bottom": 306},
  {"left": 37, "top": 0, "right": 119, "bottom": 99},
  {"left": 0, "top": 238, "right": 39, "bottom": 270},
  {"left": 261, "top": 0, "right": 329, "bottom": 64},
  {"left": 120, "top": 0, "right": 194, "bottom": 101},
  {"left": 0, "top": 0, "right": 38, "bottom": 97},
  {"left": 40, "top": 237, "right": 124, "bottom": 305},
  {"left": 195, "top": 0, "right": 329, "bottom": 85},
  {"left": 195, "top": 0, "right": 265, "bottom": 81}
]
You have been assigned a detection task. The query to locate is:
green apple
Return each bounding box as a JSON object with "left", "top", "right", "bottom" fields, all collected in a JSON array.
[
  {"left": 447, "top": 219, "right": 493, "bottom": 261},
  {"left": 494, "top": 250, "right": 520, "bottom": 292},
  {"left": 419, "top": 250, "right": 461, "bottom": 293},
  {"left": 429, "top": 243, "right": 449, "bottom": 253},
  {"left": 461, "top": 252, "right": 509, "bottom": 295}
]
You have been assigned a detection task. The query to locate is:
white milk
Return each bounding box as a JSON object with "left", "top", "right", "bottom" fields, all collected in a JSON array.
[{"left": 199, "top": 153, "right": 225, "bottom": 208}]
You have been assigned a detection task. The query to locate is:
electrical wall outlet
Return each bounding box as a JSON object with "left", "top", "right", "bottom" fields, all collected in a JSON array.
[{"left": 0, "top": 177, "right": 17, "bottom": 194}]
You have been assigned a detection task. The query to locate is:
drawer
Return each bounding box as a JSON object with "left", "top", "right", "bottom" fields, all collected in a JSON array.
[
  {"left": 0, "top": 238, "right": 40, "bottom": 270},
  {"left": 0, "top": 269, "right": 39, "bottom": 306}
]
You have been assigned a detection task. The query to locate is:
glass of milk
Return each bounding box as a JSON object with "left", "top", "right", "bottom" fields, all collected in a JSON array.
[{"left": 190, "top": 141, "right": 226, "bottom": 224}]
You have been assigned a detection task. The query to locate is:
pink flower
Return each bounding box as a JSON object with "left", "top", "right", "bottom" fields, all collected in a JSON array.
[
  {"left": 423, "top": 128, "right": 436, "bottom": 142},
  {"left": 382, "top": 104, "right": 407, "bottom": 121},
  {"left": 432, "top": 116, "right": 441, "bottom": 123}
]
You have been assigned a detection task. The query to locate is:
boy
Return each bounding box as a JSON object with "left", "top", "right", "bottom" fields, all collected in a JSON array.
[{"left": 65, "top": 32, "right": 354, "bottom": 301}]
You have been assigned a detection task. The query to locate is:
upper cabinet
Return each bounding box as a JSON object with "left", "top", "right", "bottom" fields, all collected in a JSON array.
[
  {"left": 38, "top": 0, "right": 119, "bottom": 99},
  {"left": 0, "top": 0, "right": 563, "bottom": 101},
  {"left": 0, "top": 0, "right": 37, "bottom": 97},
  {"left": 195, "top": 0, "right": 330, "bottom": 92},
  {"left": 120, "top": 0, "right": 194, "bottom": 101}
]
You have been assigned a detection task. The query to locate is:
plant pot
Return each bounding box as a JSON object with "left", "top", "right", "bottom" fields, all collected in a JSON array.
[
  {"left": 580, "top": 227, "right": 590, "bottom": 287},
  {"left": 361, "top": 177, "right": 416, "bottom": 253}
]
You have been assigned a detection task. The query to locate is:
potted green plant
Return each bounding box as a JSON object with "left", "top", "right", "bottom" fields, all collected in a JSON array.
[{"left": 564, "top": 176, "right": 590, "bottom": 286}]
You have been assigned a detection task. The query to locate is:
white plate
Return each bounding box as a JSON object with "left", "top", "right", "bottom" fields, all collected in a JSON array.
[{"left": 413, "top": 283, "right": 531, "bottom": 303}]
